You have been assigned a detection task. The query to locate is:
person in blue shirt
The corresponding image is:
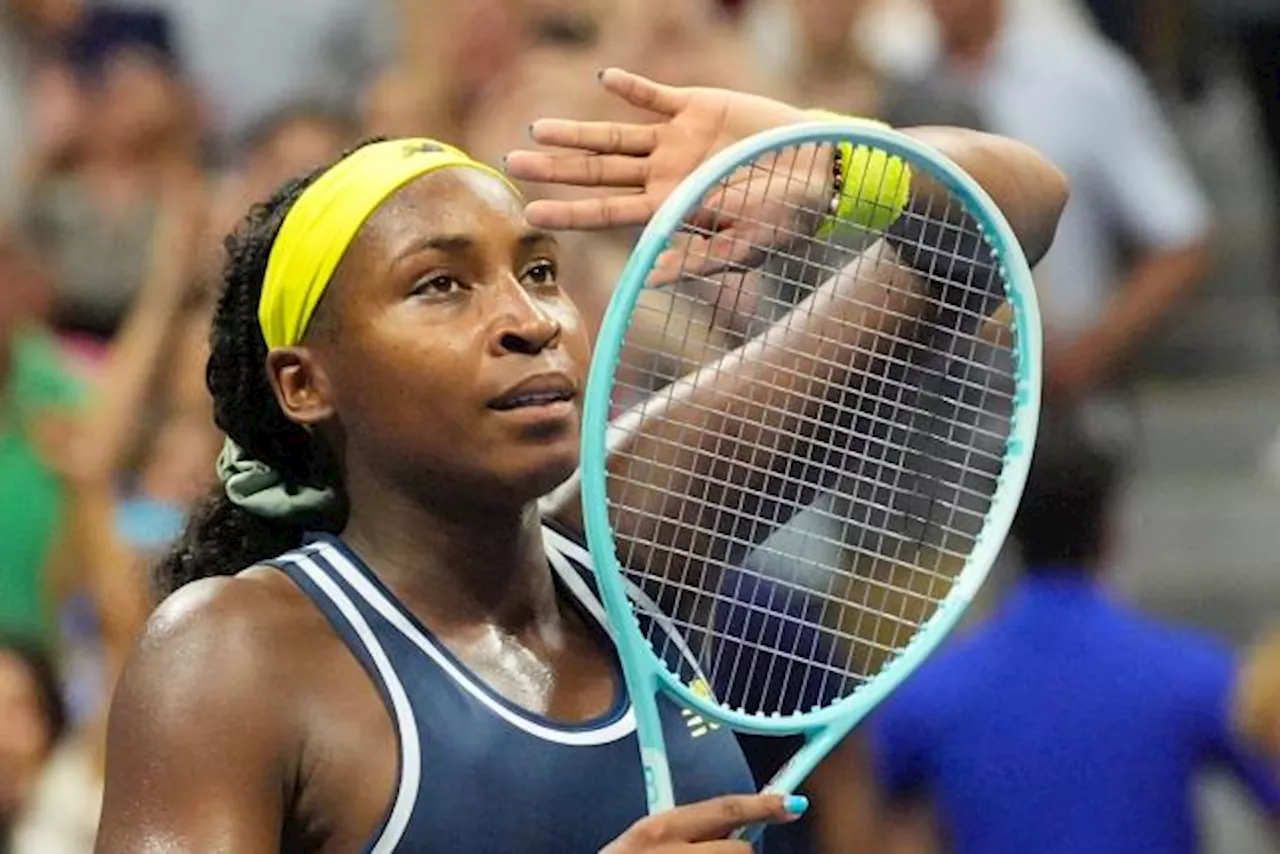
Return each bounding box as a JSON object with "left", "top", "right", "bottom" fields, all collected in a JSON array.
[{"left": 869, "top": 433, "right": 1280, "bottom": 853}]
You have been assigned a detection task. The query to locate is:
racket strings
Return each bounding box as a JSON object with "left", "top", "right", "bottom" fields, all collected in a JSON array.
[
  {"left": 608, "top": 139, "right": 1019, "bottom": 716},
  {"left": 614, "top": 325, "right": 1016, "bottom": 439}
]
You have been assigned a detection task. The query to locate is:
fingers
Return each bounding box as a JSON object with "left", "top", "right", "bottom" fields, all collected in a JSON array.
[
  {"left": 649, "top": 226, "right": 770, "bottom": 286},
  {"left": 600, "top": 837, "right": 755, "bottom": 854},
  {"left": 524, "top": 195, "right": 657, "bottom": 231},
  {"left": 505, "top": 151, "right": 649, "bottom": 188},
  {"left": 601, "top": 794, "right": 805, "bottom": 852},
  {"left": 528, "top": 119, "right": 658, "bottom": 156},
  {"left": 599, "top": 67, "right": 688, "bottom": 117},
  {"left": 655, "top": 794, "right": 805, "bottom": 845}
]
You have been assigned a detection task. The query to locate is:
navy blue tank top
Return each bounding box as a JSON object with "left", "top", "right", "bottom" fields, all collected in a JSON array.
[{"left": 267, "top": 521, "right": 755, "bottom": 853}]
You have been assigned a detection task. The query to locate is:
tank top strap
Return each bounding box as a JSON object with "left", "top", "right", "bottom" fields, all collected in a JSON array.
[{"left": 265, "top": 544, "right": 422, "bottom": 854}]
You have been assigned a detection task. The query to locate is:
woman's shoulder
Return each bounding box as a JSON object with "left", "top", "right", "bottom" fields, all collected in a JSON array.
[
  {"left": 150, "top": 566, "right": 331, "bottom": 652},
  {"left": 121, "top": 569, "right": 334, "bottom": 724},
  {"left": 100, "top": 569, "right": 348, "bottom": 844}
]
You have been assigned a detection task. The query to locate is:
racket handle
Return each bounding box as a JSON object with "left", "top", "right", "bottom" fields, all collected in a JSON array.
[{"left": 641, "top": 747, "right": 676, "bottom": 813}]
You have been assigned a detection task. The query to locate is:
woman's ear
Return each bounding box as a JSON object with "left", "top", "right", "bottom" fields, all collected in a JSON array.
[{"left": 266, "top": 347, "right": 335, "bottom": 427}]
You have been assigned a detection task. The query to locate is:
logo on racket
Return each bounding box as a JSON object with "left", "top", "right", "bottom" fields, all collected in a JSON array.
[{"left": 681, "top": 678, "right": 721, "bottom": 738}]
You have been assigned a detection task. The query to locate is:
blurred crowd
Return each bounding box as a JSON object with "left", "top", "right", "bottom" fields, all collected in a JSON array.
[{"left": 0, "top": 0, "right": 1278, "bottom": 852}]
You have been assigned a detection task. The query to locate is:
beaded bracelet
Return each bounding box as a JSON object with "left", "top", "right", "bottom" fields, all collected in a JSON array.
[
  {"left": 828, "top": 141, "right": 846, "bottom": 219},
  {"left": 806, "top": 110, "right": 912, "bottom": 239}
]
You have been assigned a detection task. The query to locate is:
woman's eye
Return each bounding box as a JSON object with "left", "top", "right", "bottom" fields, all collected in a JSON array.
[
  {"left": 521, "top": 260, "right": 558, "bottom": 289},
  {"left": 410, "top": 275, "right": 464, "bottom": 298}
]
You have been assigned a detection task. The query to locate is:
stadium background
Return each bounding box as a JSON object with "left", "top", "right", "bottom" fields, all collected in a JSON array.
[{"left": 0, "top": 0, "right": 1277, "bottom": 851}]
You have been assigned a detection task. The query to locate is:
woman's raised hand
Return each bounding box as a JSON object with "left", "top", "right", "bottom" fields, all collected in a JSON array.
[{"left": 504, "top": 68, "right": 810, "bottom": 232}]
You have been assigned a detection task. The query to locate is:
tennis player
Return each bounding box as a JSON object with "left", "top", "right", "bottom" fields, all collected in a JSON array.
[{"left": 94, "top": 69, "right": 1067, "bottom": 853}]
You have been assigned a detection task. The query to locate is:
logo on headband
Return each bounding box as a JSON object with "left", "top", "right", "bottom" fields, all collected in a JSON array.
[{"left": 403, "top": 141, "right": 445, "bottom": 158}]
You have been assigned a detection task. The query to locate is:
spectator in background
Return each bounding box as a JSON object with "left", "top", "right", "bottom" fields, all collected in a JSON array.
[
  {"left": 1235, "top": 624, "right": 1280, "bottom": 761},
  {"left": 866, "top": 432, "right": 1280, "bottom": 853},
  {"left": 1077, "top": 0, "right": 1143, "bottom": 63},
  {"left": 0, "top": 637, "right": 66, "bottom": 850},
  {"left": 361, "top": 68, "right": 437, "bottom": 141},
  {"left": 0, "top": 0, "right": 89, "bottom": 221},
  {"left": 20, "top": 5, "right": 205, "bottom": 353},
  {"left": 1210, "top": 0, "right": 1280, "bottom": 480},
  {"left": 235, "top": 104, "right": 356, "bottom": 188},
  {"left": 740, "top": 0, "right": 881, "bottom": 116},
  {"left": 1078, "top": 0, "right": 1196, "bottom": 94},
  {"left": 1, "top": 153, "right": 209, "bottom": 853},
  {"left": 0, "top": 3, "right": 43, "bottom": 220},
  {"left": 78, "top": 193, "right": 214, "bottom": 548},
  {"left": 886, "top": 0, "right": 1210, "bottom": 455},
  {"left": 398, "top": 0, "right": 606, "bottom": 148},
  {"left": 417, "top": 0, "right": 540, "bottom": 141},
  {"left": 462, "top": 0, "right": 767, "bottom": 217},
  {"left": 4, "top": 379, "right": 152, "bottom": 854},
  {"left": 8, "top": 417, "right": 151, "bottom": 854},
  {"left": 147, "top": 0, "right": 389, "bottom": 162},
  {"left": 208, "top": 102, "right": 356, "bottom": 243},
  {"left": 598, "top": 0, "right": 767, "bottom": 93},
  {"left": 1218, "top": 0, "right": 1280, "bottom": 268},
  {"left": 0, "top": 230, "right": 83, "bottom": 646},
  {"left": 2, "top": 0, "right": 80, "bottom": 46},
  {"left": 459, "top": 1, "right": 615, "bottom": 169}
]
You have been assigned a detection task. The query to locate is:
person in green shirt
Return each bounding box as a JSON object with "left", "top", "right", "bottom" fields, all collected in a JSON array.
[{"left": 0, "top": 231, "right": 84, "bottom": 644}]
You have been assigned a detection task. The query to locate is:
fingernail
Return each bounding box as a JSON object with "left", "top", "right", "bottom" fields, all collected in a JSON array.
[{"left": 784, "top": 795, "right": 809, "bottom": 816}]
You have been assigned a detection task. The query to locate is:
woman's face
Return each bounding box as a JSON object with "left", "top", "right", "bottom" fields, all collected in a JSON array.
[
  {"left": 250, "top": 118, "right": 351, "bottom": 201},
  {"left": 929, "top": 0, "right": 1002, "bottom": 55},
  {"left": 280, "top": 166, "right": 592, "bottom": 508},
  {"left": 91, "top": 49, "right": 184, "bottom": 149},
  {"left": 791, "top": 0, "right": 865, "bottom": 54}
]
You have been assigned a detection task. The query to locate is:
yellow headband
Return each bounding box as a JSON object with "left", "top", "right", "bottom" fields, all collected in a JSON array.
[{"left": 258, "top": 138, "right": 520, "bottom": 350}]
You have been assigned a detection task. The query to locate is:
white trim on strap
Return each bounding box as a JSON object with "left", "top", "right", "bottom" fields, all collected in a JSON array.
[
  {"left": 313, "top": 539, "right": 636, "bottom": 747},
  {"left": 540, "top": 526, "right": 710, "bottom": 693},
  {"left": 541, "top": 528, "right": 610, "bottom": 630},
  {"left": 285, "top": 551, "right": 420, "bottom": 854}
]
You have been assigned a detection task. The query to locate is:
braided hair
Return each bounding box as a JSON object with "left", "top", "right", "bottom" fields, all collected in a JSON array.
[{"left": 155, "top": 148, "right": 371, "bottom": 596}]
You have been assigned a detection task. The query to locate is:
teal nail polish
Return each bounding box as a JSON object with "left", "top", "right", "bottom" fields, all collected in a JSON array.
[{"left": 784, "top": 795, "right": 809, "bottom": 816}]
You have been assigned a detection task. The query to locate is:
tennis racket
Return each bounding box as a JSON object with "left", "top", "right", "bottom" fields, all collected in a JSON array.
[{"left": 577, "top": 119, "right": 1041, "bottom": 836}]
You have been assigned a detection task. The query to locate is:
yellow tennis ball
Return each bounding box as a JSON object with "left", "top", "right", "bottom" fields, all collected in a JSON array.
[
  {"left": 836, "top": 142, "right": 913, "bottom": 233},
  {"left": 805, "top": 110, "right": 913, "bottom": 238}
]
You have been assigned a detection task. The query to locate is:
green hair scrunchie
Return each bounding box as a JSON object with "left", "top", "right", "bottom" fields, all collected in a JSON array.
[{"left": 216, "top": 438, "right": 336, "bottom": 520}]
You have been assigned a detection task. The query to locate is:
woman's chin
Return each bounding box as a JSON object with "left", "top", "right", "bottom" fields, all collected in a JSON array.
[{"left": 508, "top": 450, "right": 582, "bottom": 505}]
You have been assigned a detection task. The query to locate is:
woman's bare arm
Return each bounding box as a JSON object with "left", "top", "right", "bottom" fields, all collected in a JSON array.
[
  {"left": 519, "top": 73, "right": 1066, "bottom": 570},
  {"left": 86, "top": 185, "right": 206, "bottom": 477},
  {"left": 96, "top": 579, "right": 292, "bottom": 853}
]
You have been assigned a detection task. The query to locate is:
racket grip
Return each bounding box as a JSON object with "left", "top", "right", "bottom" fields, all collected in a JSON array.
[{"left": 641, "top": 747, "right": 676, "bottom": 813}]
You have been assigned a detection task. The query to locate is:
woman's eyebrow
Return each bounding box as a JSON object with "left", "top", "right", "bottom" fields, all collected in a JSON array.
[
  {"left": 396, "top": 234, "right": 477, "bottom": 260},
  {"left": 395, "top": 231, "right": 557, "bottom": 262},
  {"left": 518, "top": 230, "right": 558, "bottom": 251}
]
